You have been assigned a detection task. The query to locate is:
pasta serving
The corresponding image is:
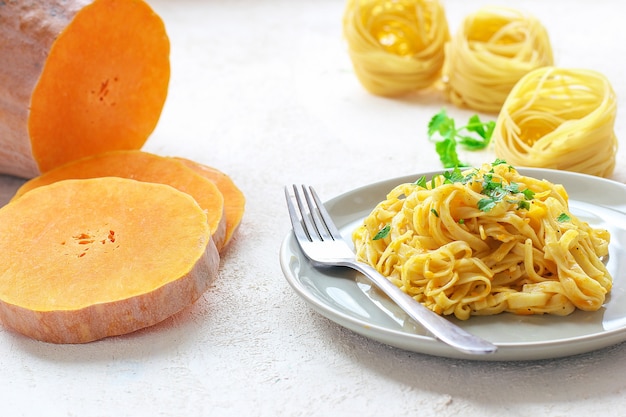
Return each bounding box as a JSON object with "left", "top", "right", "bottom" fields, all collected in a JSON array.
[
  {"left": 442, "top": 6, "right": 553, "bottom": 113},
  {"left": 353, "top": 161, "right": 612, "bottom": 320},
  {"left": 343, "top": 0, "right": 450, "bottom": 96}
]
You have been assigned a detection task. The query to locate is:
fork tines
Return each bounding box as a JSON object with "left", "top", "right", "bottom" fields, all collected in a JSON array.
[{"left": 284, "top": 185, "right": 338, "bottom": 243}]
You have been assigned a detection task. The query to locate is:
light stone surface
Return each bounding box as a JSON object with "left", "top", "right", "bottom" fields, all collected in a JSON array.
[{"left": 1, "top": 0, "right": 626, "bottom": 416}]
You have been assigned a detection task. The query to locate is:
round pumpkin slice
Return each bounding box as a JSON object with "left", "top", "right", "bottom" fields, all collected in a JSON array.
[{"left": 0, "top": 177, "right": 219, "bottom": 344}]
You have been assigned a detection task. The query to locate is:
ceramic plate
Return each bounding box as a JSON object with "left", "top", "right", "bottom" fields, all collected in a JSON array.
[{"left": 279, "top": 168, "right": 626, "bottom": 361}]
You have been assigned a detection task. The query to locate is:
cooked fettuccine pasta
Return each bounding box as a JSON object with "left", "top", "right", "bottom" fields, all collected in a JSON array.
[{"left": 353, "top": 161, "right": 612, "bottom": 320}]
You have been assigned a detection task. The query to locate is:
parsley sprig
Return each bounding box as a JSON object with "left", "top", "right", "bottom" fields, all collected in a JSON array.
[{"left": 427, "top": 109, "right": 495, "bottom": 168}]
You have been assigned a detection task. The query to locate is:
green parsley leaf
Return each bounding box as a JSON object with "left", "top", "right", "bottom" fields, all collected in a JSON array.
[
  {"left": 504, "top": 182, "right": 520, "bottom": 193},
  {"left": 427, "top": 109, "right": 455, "bottom": 138},
  {"left": 415, "top": 176, "right": 428, "bottom": 188},
  {"left": 557, "top": 213, "right": 571, "bottom": 222},
  {"left": 457, "top": 135, "right": 489, "bottom": 150},
  {"left": 467, "top": 114, "right": 495, "bottom": 138},
  {"left": 373, "top": 224, "right": 391, "bottom": 240},
  {"left": 478, "top": 198, "right": 497, "bottom": 212},
  {"left": 427, "top": 109, "right": 495, "bottom": 169},
  {"left": 521, "top": 189, "right": 535, "bottom": 200},
  {"left": 431, "top": 208, "right": 439, "bottom": 217},
  {"left": 442, "top": 167, "right": 464, "bottom": 183},
  {"left": 435, "top": 138, "right": 462, "bottom": 169}
]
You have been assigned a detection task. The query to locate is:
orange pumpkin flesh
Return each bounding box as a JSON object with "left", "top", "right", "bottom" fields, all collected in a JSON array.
[
  {"left": 0, "top": 0, "right": 170, "bottom": 178},
  {"left": 0, "top": 177, "right": 219, "bottom": 344},
  {"left": 173, "top": 157, "right": 246, "bottom": 248},
  {"left": 13, "top": 150, "right": 228, "bottom": 251}
]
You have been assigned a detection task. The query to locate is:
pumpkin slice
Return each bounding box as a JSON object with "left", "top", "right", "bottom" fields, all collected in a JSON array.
[
  {"left": 13, "top": 150, "right": 227, "bottom": 250},
  {"left": 173, "top": 157, "right": 246, "bottom": 248},
  {"left": 0, "top": 0, "right": 170, "bottom": 178},
  {"left": 0, "top": 177, "right": 219, "bottom": 344}
]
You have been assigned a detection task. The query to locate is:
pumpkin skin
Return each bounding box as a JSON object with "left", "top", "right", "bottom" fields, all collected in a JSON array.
[{"left": 0, "top": 0, "right": 170, "bottom": 178}]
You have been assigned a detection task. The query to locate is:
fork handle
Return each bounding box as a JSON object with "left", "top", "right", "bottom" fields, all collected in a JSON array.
[{"left": 346, "top": 261, "right": 497, "bottom": 355}]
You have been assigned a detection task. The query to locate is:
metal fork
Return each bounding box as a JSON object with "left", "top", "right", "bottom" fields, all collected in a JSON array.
[{"left": 284, "top": 184, "right": 497, "bottom": 355}]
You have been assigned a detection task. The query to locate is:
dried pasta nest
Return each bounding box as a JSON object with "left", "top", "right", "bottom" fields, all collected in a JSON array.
[
  {"left": 493, "top": 67, "right": 618, "bottom": 178},
  {"left": 343, "top": 0, "right": 450, "bottom": 96},
  {"left": 442, "top": 6, "right": 553, "bottom": 113}
]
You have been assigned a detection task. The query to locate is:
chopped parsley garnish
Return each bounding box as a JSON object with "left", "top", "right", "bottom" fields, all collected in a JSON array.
[
  {"left": 414, "top": 176, "right": 427, "bottom": 188},
  {"left": 557, "top": 213, "right": 571, "bottom": 222},
  {"left": 411, "top": 159, "right": 536, "bottom": 228},
  {"left": 373, "top": 224, "right": 390, "bottom": 240},
  {"left": 477, "top": 197, "right": 498, "bottom": 212},
  {"left": 442, "top": 167, "right": 464, "bottom": 183},
  {"left": 521, "top": 189, "right": 536, "bottom": 200},
  {"left": 427, "top": 109, "right": 495, "bottom": 168},
  {"left": 418, "top": 160, "right": 536, "bottom": 213},
  {"left": 492, "top": 158, "right": 510, "bottom": 167},
  {"left": 476, "top": 173, "right": 535, "bottom": 212}
]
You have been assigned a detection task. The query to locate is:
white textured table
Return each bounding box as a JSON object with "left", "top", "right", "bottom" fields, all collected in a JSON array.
[{"left": 1, "top": 1, "right": 626, "bottom": 416}]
